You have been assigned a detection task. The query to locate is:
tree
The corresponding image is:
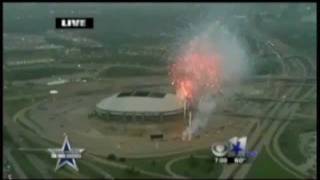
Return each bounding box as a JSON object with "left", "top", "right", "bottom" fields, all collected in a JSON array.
[
  {"left": 119, "top": 157, "right": 126, "bottom": 162},
  {"left": 125, "top": 166, "right": 140, "bottom": 175},
  {"left": 107, "top": 153, "right": 117, "bottom": 161}
]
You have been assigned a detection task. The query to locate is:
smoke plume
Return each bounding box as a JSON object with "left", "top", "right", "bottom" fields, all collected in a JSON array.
[{"left": 176, "top": 19, "right": 250, "bottom": 140}]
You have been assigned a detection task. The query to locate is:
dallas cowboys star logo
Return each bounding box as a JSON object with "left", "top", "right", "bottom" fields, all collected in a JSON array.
[
  {"left": 231, "top": 141, "right": 243, "bottom": 156},
  {"left": 229, "top": 136, "right": 247, "bottom": 157},
  {"left": 48, "top": 134, "right": 85, "bottom": 171}
]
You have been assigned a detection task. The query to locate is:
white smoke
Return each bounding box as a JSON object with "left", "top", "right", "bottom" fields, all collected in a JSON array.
[
  {"left": 182, "top": 93, "right": 216, "bottom": 141},
  {"left": 179, "top": 19, "right": 250, "bottom": 141},
  {"left": 192, "top": 93, "right": 217, "bottom": 134},
  {"left": 186, "top": 21, "right": 250, "bottom": 83}
]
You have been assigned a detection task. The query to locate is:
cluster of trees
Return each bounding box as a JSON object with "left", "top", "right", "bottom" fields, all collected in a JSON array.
[
  {"left": 106, "top": 153, "right": 127, "bottom": 163},
  {"left": 106, "top": 153, "right": 141, "bottom": 175}
]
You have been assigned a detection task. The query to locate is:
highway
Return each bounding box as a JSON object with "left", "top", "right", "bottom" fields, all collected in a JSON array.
[
  {"left": 3, "top": 21, "right": 315, "bottom": 179},
  {"left": 219, "top": 24, "right": 315, "bottom": 179}
]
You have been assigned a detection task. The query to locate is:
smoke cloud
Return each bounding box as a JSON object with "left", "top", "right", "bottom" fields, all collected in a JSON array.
[
  {"left": 190, "top": 93, "right": 216, "bottom": 135},
  {"left": 175, "top": 18, "right": 251, "bottom": 140},
  {"left": 180, "top": 21, "right": 250, "bottom": 84}
]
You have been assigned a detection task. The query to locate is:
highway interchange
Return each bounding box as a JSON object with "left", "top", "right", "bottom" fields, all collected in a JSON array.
[{"left": 3, "top": 24, "right": 316, "bottom": 179}]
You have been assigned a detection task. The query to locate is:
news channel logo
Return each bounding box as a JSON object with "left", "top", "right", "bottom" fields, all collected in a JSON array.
[{"left": 211, "top": 136, "right": 257, "bottom": 164}]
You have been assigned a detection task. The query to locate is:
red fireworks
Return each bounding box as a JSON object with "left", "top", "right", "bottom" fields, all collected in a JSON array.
[{"left": 169, "top": 47, "right": 222, "bottom": 102}]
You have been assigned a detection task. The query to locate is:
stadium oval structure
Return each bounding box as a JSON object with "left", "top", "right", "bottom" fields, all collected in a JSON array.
[{"left": 96, "top": 91, "right": 184, "bottom": 120}]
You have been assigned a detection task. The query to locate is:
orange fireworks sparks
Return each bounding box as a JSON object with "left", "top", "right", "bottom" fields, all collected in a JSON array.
[{"left": 169, "top": 47, "right": 222, "bottom": 102}]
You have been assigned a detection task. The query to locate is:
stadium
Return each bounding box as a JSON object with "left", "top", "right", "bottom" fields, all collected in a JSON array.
[{"left": 95, "top": 90, "right": 184, "bottom": 121}]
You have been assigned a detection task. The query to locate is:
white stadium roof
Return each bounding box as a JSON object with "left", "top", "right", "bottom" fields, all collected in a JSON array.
[{"left": 96, "top": 91, "right": 183, "bottom": 115}]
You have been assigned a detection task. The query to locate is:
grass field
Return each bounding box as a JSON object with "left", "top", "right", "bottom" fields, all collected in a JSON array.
[
  {"left": 123, "top": 149, "right": 212, "bottom": 176},
  {"left": 9, "top": 133, "right": 104, "bottom": 179},
  {"left": 98, "top": 66, "right": 167, "bottom": 77},
  {"left": 4, "top": 87, "right": 49, "bottom": 99},
  {"left": 170, "top": 156, "right": 222, "bottom": 178},
  {"left": 63, "top": 54, "right": 168, "bottom": 67},
  {"left": 4, "top": 98, "right": 33, "bottom": 118},
  {"left": 246, "top": 147, "right": 297, "bottom": 179},
  {"left": 252, "top": 55, "right": 282, "bottom": 75},
  {"left": 24, "top": 109, "right": 45, "bottom": 132},
  {"left": 90, "top": 158, "right": 155, "bottom": 178},
  {"left": 4, "top": 127, "right": 17, "bottom": 147},
  {"left": 16, "top": 118, "right": 35, "bottom": 133},
  {"left": 90, "top": 149, "right": 211, "bottom": 178},
  {"left": 10, "top": 150, "right": 45, "bottom": 178},
  {"left": 29, "top": 151, "right": 85, "bottom": 179},
  {"left": 125, "top": 155, "right": 177, "bottom": 176},
  {"left": 278, "top": 117, "right": 316, "bottom": 165},
  {"left": 5, "top": 119, "right": 80, "bottom": 179},
  {"left": 4, "top": 128, "right": 44, "bottom": 178},
  {"left": 4, "top": 67, "right": 82, "bottom": 81}
]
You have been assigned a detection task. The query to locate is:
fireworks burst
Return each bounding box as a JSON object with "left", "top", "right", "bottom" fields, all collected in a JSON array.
[{"left": 169, "top": 40, "right": 222, "bottom": 103}]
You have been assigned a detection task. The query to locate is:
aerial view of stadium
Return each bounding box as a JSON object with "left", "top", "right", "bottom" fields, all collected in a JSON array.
[{"left": 3, "top": 2, "right": 317, "bottom": 179}]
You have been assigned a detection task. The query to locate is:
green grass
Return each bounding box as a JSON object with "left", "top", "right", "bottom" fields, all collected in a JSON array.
[
  {"left": 108, "top": 55, "right": 167, "bottom": 66},
  {"left": 75, "top": 90, "right": 94, "bottom": 96},
  {"left": 10, "top": 150, "right": 45, "bottom": 178},
  {"left": 15, "top": 135, "right": 118, "bottom": 178},
  {"left": 297, "top": 103, "right": 316, "bottom": 116},
  {"left": 4, "top": 85, "right": 49, "bottom": 98},
  {"left": 170, "top": 156, "right": 222, "bottom": 178},
  {"left": 4, "top": 128, "right": 44, "bottom": 178},
  {"left": 4, "top": 48, "right": 61, "bottom": 60},
  {"left": 4, "top": 128, "right": 46, "bottom": 178},
  {"left": 4, "top": 95, "right": 46, "bottom": 117},
  {"left": 24, "top": 109, "right": 44, "bottom": 131},
  {"left": 63, "top": 54, "right": 167, "bottom": 67},
  {"left": 16, "top": 137, "right": 94, "bottom": 178},
  {"left": 28, "top": 151, "right": 83, "bottom": 179},
  {"left": 4, "top": 98, "right": 32, "bottom": 118},
  {"left": 21, "top": 135, "right": 46, "bottom": 148},
  {"left": 3, "top": 162, "right": 18, "bottom": 179},
  {"left": 246, "top": 147, "right": 297, "bottom": 179},
  {"left": 252, "top": 56, "right": 282, "bottom": 75},
  {"left": 91, "top": 149, "right": 211, "bottom": 178},
  {"left": 34, "top": 153, "right": 108, "bottom": 178},
  {"left": 76, "top": 161, "right": 106, "bottom": 178},
  {"left": 16, "top": 119, "right": 35, "bottom": 133},
  {"left": 98, "top": 66, "right": 166, "bottom": 77},
  {"left": 89, "top": 158, "right": 155, "bottom": 178},
  {"left": 260, "top": 20, "right": 316, "bottom": 58},
  {"left": 4, "top": 125, "right": 78, "bottom": 179},
  {"left": 3, "top": 127, "right": 17, "bottom": 147},
  {"left": 105, "top": 149, "right": 212, "bottom": 176},
  {"left": 125, "top": 157, "right": 172, "bottom": 175},
  {"left": 278, "top": 117, "right": 316, "bottom": 165},
  {"left": 41, "top": 137, "right": 60, "bottom": 147},
  {"left": 4, "top": 67, "right": 82, "bottom": 81}
]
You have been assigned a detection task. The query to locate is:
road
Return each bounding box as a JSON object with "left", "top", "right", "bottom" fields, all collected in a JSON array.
[
  {"left": 4, "top": 22, "right": 315, "bottom": 179},
  {"left": 3, "top": 148, "right": 27, "bottom": 179},
  {"left": 269, "top": 87, "right": 315, "bottom": 177},
  {"left": 220, "top": 23, "right": 315, "bottom": 179}
]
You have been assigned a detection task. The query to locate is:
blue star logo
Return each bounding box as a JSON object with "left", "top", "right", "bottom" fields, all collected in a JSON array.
[
  {"left": 48, "top": 134, "right": 85, "bottom": 171},
  {"left": 231, "top": 141, "right": 243, "bottom": 156}
]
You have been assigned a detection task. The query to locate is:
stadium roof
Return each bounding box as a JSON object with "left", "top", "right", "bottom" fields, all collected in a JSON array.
[{"left": 96, "top": 91, "right": 183, "bottom": 114}]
